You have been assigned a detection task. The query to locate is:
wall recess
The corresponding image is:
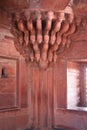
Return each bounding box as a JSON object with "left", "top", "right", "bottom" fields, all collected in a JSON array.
[{"left": 0, "top": 57, "right": 19, "bottom": 110}]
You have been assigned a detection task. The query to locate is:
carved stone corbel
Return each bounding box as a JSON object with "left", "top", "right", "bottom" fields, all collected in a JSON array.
[
  {"left": 39, "top": 11, "right": 54, "bottom": 68},
  {"left": 36, "top": 11, "right": 42, "bottom": 44},
  {"left": 44, "top": 11, "right": 54, "bottom": 35},
  {"left": 27, "top": 18, "right": 36, "bottom": 44},
  {"left": 56, "top": 18, "right": 70, "bottom": 46},
  {"left": 16, "top": 14, "right": 29, "bottom": 46},
  {"left": 62, "top": 13, "right": 76, "bottom": 47},
  {"left": 50, "top": 12, "right": 65, "bottom": 45},
  {"left": 33, "top": 41, "right": 40, "bottom": 62},
  {"left": 62, "top": 22, "right": 76, "bottom": 47}
]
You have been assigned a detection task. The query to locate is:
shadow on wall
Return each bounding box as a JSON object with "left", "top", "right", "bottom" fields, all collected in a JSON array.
[
  {"left": 53, "top": 126, "right": 78, "bottom": 130},
  {"left": 24, "top": 126, "right": 78, "bottom": 130}
]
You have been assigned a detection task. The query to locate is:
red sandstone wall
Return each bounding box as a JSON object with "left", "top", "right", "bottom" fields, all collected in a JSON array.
[
  {"left": 0, "top": 9, "right": 29, "bottom": 129},
  {"left": 54, "top": 41, "right": 87, "bottom": 130},
  {"left": 0, "top": 39, "right": 29, "bottom": 130}
]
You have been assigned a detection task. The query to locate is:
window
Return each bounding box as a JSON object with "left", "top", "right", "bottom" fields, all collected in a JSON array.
[
  {"left": 80, "top": 64, "right": 87, "bottom": 107},
  {"left": 67, "top": 61, "right": 87, "bottom": 111}
]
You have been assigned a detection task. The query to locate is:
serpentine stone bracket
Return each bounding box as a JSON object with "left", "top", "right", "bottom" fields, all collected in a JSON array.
[{"left": 11, "top": 2, "right": 77, "bottom": 69}]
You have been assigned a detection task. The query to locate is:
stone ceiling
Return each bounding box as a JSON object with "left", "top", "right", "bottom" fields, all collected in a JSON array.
[{"left": 0, "top": 0, "right": 70, "bottom": 12}]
